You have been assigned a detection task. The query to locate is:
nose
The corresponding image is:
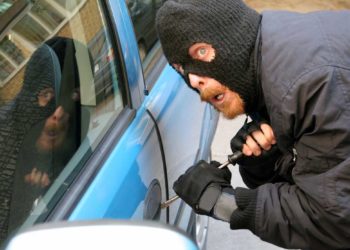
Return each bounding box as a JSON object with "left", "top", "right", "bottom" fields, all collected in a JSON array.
[
  {"left": 52, "top": 106, "right": 65, "bottom": 121},
  {"left": 188, "top": 73, "right": 207, "bottom": 91}
]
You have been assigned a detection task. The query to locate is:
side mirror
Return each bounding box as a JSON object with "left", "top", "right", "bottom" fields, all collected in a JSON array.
[{"left": 6, "top": 220, "right": 199, "bottom": 250}]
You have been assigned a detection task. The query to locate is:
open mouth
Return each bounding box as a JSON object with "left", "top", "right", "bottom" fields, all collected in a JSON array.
[
  {"left": 200, "top": 86, "right": 227, "bottom": 106},
  {"left": 210, "top": 93, "right": 225, "bottom": 104},
  {"left": 45, "top": 129, "right": 58, "bottom": 140}
]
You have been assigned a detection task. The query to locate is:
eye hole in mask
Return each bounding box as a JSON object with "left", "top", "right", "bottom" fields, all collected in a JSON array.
[
  {"left": 188, "top": 43, "right": 216, "bottom": 62},
  {"left": 38, "top": 87, "right": 55, "bottom": 107}
]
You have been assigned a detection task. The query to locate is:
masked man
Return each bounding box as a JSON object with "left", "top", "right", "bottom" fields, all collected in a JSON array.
[
  {"left": 0, "top": 43, "right": 59, "bottom": 243},
  {"left": 0, "top": 37, "right": 83, "bottom": 244},
  {"left": 156, "top": 0, "right": 350, "bottom": 249},
  {"left": 7, "top": 37, "right": 83, "bottom": 235}
]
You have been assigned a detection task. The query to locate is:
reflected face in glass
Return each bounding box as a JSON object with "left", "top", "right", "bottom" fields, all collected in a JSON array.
[
  {"left": 36, "top": 87, "right": 71, "bottom": 151},
  {"left": 36, "top": 106, "right": 70, "bottom": 151}
]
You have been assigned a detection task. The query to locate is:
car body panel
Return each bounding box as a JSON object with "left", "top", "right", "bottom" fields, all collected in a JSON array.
[
  {"left": 69, "top": 63, "right": 218, "bottom": 231},
  {"left": 0, "top": 0, "right": 219, "bottom": 248},
  {"left": 69, "top": 1, "right": 219, "bottom": 230}
]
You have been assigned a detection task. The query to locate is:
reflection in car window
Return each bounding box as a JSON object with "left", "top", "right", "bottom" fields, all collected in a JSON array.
[
  {"left": 125, "top": 0, "right": 163, "bottom": 67},
  {"left": 0, "top": 0, "right": 125, "bottom": 245}
]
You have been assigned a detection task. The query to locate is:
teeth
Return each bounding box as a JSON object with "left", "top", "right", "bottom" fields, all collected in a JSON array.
[{"left": 215, "top": 94, "right": 224, "bottom": 100}]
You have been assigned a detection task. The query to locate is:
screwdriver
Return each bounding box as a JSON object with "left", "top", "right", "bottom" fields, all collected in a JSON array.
[{"left": 161, "top": 151, "right": 243, "bottom": 209}]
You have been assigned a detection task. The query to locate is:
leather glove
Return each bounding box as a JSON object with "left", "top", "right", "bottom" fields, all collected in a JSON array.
[
  {"left": 230, "top": 120, "right": 280, "bottom": 166},
  {"left": 173, "top": 160, "right": 232, "bottom": 216}
]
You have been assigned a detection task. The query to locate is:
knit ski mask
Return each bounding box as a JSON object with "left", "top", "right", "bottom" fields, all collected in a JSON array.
[{"left": 156, "top": 0, "right": 261, "bottom": 112}]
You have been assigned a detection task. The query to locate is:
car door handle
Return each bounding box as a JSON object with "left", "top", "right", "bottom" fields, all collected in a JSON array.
[{"left": 143, "top": 179, "right": 162, "bottom": 220}]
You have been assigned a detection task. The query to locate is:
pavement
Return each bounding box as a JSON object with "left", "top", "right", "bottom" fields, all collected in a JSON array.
[{"left": 207, "top": 114, "right": 287, "bottom": 250}]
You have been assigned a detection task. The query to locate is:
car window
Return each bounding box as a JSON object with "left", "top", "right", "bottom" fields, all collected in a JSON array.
[
  {"left": 125, "top": 0, "right": 165, "bottom": 82},
  {"left": 0, "top": 0, "right": 126, "bottom": 245}
]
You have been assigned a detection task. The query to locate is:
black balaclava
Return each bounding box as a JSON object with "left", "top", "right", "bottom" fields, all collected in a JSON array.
[{"left": 156, "top": 0, "right": 261, "bottom": 112}]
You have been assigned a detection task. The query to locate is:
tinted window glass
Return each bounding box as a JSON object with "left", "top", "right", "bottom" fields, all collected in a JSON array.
[
  {"left": 0, "top": 0, "right": 125, "bottom": 245},
  {"left": 125, "top": 0, "right": 163, "bottom": 65}
]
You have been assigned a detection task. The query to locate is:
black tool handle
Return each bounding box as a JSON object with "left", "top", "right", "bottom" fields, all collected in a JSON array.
[{"left": 228, "top": 151, "right": 244, "bottom": 164}]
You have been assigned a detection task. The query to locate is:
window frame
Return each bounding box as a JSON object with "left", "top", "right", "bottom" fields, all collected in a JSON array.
[{"left": 143, "top": 42, "right": 167, "bottom": 93}]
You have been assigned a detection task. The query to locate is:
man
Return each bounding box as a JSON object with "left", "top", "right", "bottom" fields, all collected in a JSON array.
[
  {"left": 0, "top": 43, "right": 59, "bottom": 243},
  {"left": 156, "top": 0, "right": 350, "bottom": 249},
  {"left": 0, "top": 37, "right": 82, "bottom": 244}
]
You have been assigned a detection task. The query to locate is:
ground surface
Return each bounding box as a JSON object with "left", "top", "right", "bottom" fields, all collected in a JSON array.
[
  {"left": 208, "top": 116, "right": 287, "bottom": 250},
  {"left": 245, "top": 0, "right": 350, "bottom": 12}
]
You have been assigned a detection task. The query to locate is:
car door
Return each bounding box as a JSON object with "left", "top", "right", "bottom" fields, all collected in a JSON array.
[
  {"left": 39, "top": 0, "right": 170, "bottom": 224},
  {"left": 63, "top": 0, "right": 219, "bottom": 228},
  {"left": 0, "top": 0, "right": 167, "bottom": 245},
  {"left": 0, "top": 0, "right": 218, "bottom": 248}
]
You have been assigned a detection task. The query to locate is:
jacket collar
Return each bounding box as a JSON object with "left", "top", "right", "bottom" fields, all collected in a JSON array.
[{"left": 249, "top": 24, "right": 269, "bottom": 122}]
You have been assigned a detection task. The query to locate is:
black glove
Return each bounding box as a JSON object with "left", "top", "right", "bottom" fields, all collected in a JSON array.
[
  {"left": 173, "top": 160, "right": 232, "bottom": 216},
  {"left": 230, "top": 120, "right": 280, "bottom": 166}
]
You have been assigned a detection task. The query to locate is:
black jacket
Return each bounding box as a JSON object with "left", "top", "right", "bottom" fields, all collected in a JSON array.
[{"left": 232, "top": 10, "right": 350, "bottom": 250}]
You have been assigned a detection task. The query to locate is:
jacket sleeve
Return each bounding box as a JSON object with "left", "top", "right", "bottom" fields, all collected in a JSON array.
[{"left": 231, "top": 66, "right": 350, "bottom": 249}]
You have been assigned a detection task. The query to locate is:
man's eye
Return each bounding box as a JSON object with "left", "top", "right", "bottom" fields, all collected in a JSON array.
[
  {"left": 37, "top": 88, "right": 55, "bottom": 107},
  {"left": 198, "top": 48, "right": 207, "bottom": 57},
  {"left": 43, "top": 91, "right": 54, "bottom": 100}
]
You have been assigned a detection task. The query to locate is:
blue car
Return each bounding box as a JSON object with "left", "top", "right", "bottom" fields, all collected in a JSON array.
[{"left": 0, "top": 0, "right": 218, "bottom": 248}]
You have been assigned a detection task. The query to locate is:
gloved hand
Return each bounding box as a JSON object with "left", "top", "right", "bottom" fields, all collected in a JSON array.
[
  {"left": 230, "top": 120, "right": 279, "bottom": 166},
  {"left": 173, "top": 160, "right": 232, "bottom": 216}
]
